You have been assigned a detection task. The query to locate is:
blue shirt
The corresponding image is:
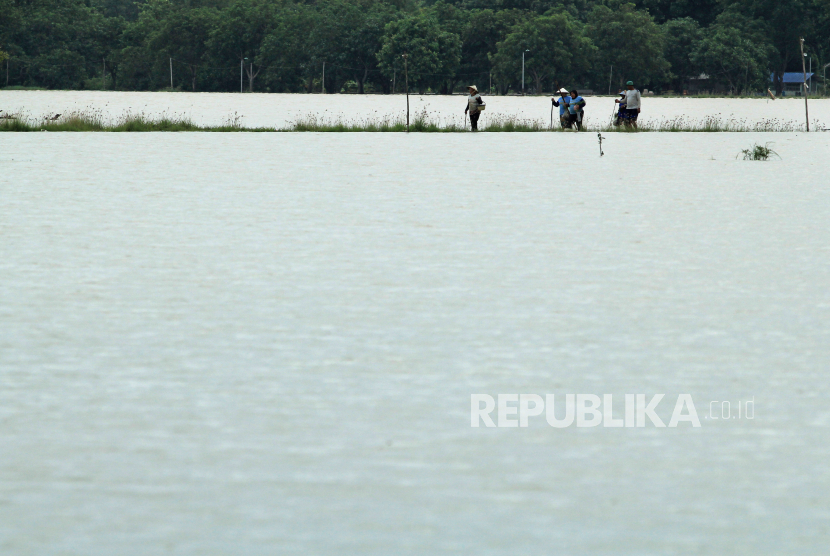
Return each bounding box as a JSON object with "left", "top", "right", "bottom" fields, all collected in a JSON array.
[
  {"left": 568, "top": 96, "right": 585, "bottom": 114},
  {"left": 554, "top": 95, "right": 570, "bottom": 116}
]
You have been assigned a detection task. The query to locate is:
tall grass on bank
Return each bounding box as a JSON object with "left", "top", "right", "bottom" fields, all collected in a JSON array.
[
  {"left": 287, "top": 111, "right": 467, "bottom": 132},
  {"left": 285, "top": 111, "right": 548, "bottom": 132},
  {"left": 616, "top": 115, "right": 813, "bottom": 132},
  {"left": 0, "top": 110, "right": 271, "bottom": 132},
  {"left": 1, "top": 109, "right": 823, "bottom": 132}
]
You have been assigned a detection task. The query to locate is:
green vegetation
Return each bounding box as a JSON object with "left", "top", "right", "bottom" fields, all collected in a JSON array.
[
  {"left": 0, "top": 111, "right": 813, "bottom": 132},
  {"left": 738, "top": 142, "right": 780, "bottom": 160},
  {"left": 0, "top": 0, "right": 828, "bottom": 95},
  {"left": 0, "top": 110, "right": 266, "bottom": 131}
]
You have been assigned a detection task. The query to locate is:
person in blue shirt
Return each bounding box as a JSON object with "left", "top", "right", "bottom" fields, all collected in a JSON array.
[
  {"left": 551, "top": 88, "right": 571, "bottom": 128},
  {"left": 567, "top": 89, "right": 586, "bottom": 131}
]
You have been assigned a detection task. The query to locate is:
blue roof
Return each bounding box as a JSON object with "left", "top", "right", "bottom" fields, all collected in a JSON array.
[{"left": 771, "top": 72, "right": 815, "bottom": 83}]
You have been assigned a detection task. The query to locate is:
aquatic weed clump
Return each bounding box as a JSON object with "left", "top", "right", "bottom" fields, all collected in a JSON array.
[{"left": 737, "top": 142, "right": 780, "bottom": 161}]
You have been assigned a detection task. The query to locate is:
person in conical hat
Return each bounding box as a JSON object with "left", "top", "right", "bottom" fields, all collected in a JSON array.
[
  {"left": 464, "top": 85, "right": 485, "bottom": 131},
  {"left": 551, "top": 87, "right": 571, "bottom": 129}
]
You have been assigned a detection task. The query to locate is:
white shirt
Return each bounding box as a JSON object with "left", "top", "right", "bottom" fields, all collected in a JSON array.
[
  {"left": 467, "top": 94, "right": 483, "bottom": 113},
  {"left": 624, "top": 89, "right": 641, "bottom": 110}
]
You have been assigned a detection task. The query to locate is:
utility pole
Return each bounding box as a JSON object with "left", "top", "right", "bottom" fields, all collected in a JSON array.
[
  {"left": 103, "top": 58, "right": 106, "bottom": 90},
  {"left": 800, "top": 38, "right": 809, "bottom": 131},
  {"left": 322, "top": 61, "right": 326, "bottom": 94},
  {"left": 608, "top": 65, "right": 612, "bottom": 95},
  {"left": 402, "top": 54, "right": 409, "bottom": 132},
  {"left": 249, "top": 61, "right": 253, "bottom": 92},
  {"left": 170, "top": 58, "right": 173, "bottom": 89},
  {"left": 392, "top": 69, "right": 395, "bottom": 94},
  {"left": 522, "top": 50, "right": 529, "bottom": 95},
  {"left": 240, "top": 58, "right": 244, "bottom": 93}
]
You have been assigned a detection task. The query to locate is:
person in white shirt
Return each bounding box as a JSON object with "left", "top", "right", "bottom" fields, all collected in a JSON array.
[
  {"left": 464, "top": 85, "right": 485, "bottom": 131},
  {"left": 615, "top": 80, "right": 641, "bottom": 128}
]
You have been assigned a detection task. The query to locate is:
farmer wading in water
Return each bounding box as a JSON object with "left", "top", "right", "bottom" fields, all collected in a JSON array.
[
  {"left": 616, "top": 81, "right": 641, "bottom": 128},
  {"left": 551, "top": 88, "right": 571, "bottom": 128},
  {"left": 567, "top": 89, "right": 586, "bottom": 131},
  {"left": 465, "top": 85, "right": 485, "bottom": 131}
]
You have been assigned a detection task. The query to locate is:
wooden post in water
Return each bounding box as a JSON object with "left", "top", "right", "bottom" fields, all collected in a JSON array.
[
  {"left": 800, "top": 38, "right": 809, "bottom": 131},
  {"left": 402, "top": 54, "right": 409, "bottom": 132}
]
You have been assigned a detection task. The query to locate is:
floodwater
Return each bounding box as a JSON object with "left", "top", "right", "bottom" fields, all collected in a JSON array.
[
  {"left": 2, "top": 90, "right": 829, "bottom": 129},
  {"left": 1, "top": 131, "right": 830, "bottom": 555}
]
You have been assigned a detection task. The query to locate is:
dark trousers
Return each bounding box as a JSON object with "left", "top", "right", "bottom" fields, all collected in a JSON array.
[
  {"left": 469, "top": 111, "right": 480, "bottom": 130},
  {"left": 569, "top": 112, "right": 583, "bottom": 131}
]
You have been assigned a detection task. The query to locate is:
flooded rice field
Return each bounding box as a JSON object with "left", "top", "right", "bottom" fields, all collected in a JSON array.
[
  {"left": 2, "top": 90, "right": 830, "bottom": 129},
  {"left": 1, "top": 130, "right": 829, "bottom": 555}
]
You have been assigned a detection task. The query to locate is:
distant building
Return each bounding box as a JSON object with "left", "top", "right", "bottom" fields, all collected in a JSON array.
[{"left": 771, "top": 72, "right": 815, "bottom": 95}]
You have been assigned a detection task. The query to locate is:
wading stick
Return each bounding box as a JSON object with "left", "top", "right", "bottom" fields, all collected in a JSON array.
[
  {"left": 550, "top": 101, "right": 554, "bottom": 130},
  {"left": 402, "top": 54, "right": 409, "bottom": 132}
]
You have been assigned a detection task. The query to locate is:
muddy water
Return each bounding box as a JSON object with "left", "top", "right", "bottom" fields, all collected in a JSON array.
[{"left": 1, "top": 132, "right": 829, "bottom": 555}]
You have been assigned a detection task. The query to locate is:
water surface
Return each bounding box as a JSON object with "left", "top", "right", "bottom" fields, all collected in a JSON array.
[{"left": 1, "top": 132, "right": 829, "bottom": 554}]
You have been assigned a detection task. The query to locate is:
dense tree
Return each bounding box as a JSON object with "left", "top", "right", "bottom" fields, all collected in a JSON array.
[
  {"left": 662, "top": 17, "right": 702, "bottom": 92},
  {"left": 0, "top": 0, "right": 20, "bottom": 87},
  {"left": 490, "top": 12, "right": 593, "bottom": 94},
  {"left": 376, "top": 13, "right": 462, "bottom": 94},
  {"left": 634, "top": 0, "right": 721, "bottom": 25},
  {"left": 691, "top": 12, "right": 775, "bottom": 94},
  {"left": 3, "top": 0, "right": 113, "bottom": 89},
  {"left": 207, "top": 1, "right": 282, "bottom": 92},
  {"left": 91, "top": 0, "right": 146, "bottom": 21},
  {"left": 586, "top": 1, "right": 670, "bottom": 90},
  {"left": 729, "top": 0, "right": 823, "bottom": 95},
  {"left": 2, "top": 0, "right": 829, "bottom": 94},
  {"left": 258, "top": 4, "right": 318, "bottom": 92},
  {"left": 461, "top": 8, "right": 529, "bottom": 94},
  {"left": 139, "top": 1, "right": 220, "bottom": 91},
  {"left": 338, "top": 1, "right": 400, "bottom": 93}
]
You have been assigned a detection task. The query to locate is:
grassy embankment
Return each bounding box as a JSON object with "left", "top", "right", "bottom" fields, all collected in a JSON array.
[
  {"left": 0, "top": 110, "right": 820, "bottom": 132},
  {"left": 0, "top": 111, "right": 267, "bottom": 132}
]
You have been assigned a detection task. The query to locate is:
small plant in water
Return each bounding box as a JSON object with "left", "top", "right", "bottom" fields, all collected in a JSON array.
[{"left": 738, "top": 142, "right": 780, "bottom": 161}]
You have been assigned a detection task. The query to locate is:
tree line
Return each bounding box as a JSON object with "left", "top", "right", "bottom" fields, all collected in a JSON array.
[{"left": 1, "top": 0, "right": 828, "bottom": 95}]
